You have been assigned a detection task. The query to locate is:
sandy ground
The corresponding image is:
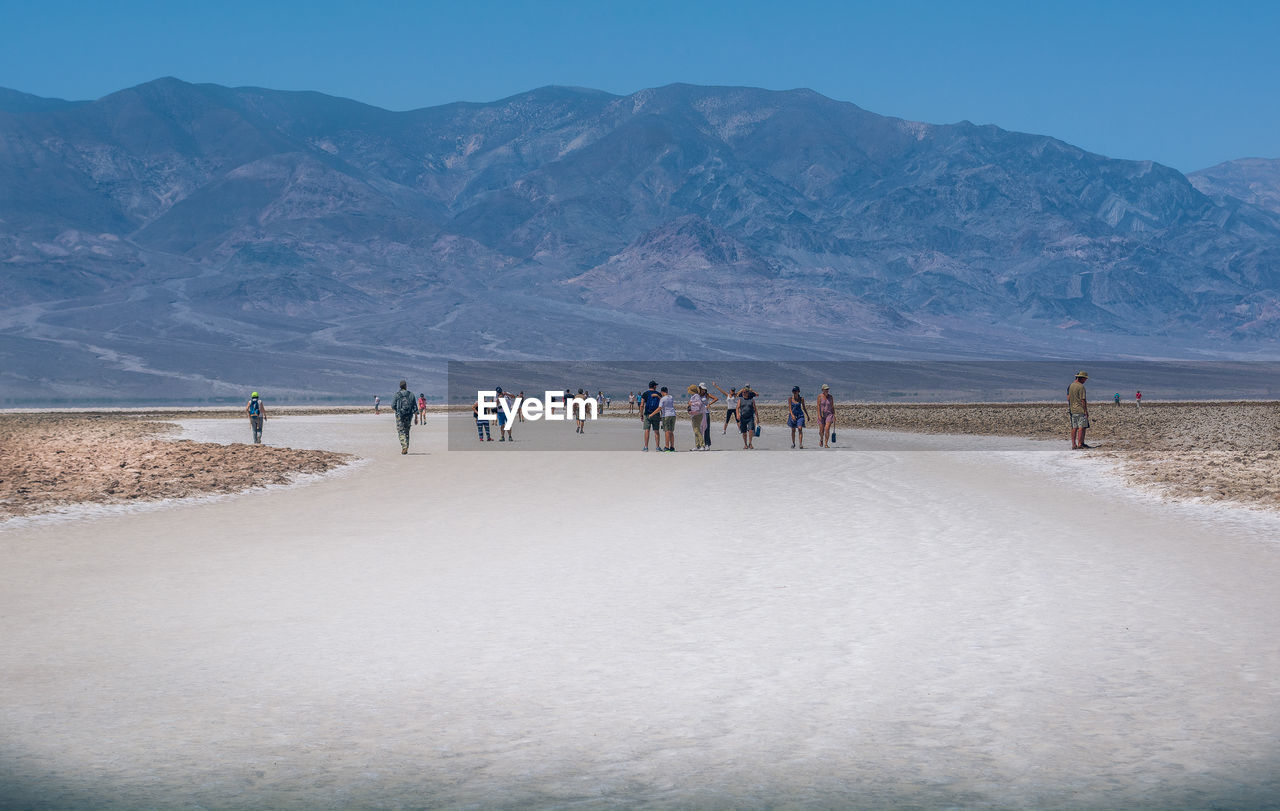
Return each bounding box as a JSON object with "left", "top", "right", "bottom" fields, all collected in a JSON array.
[
  {"left": 0, "top": 414, "right": 351, "bottom": 519},
  {"left": 3, "top": 415, "right": 1280, "bottom": 808}
]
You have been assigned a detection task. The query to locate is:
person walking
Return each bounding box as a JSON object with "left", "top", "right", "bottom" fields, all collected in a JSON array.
[
  {"left": 373, "top": 395, "right": 380, "bottom": 415},
  {"left": 817, "top": 384, "right": 835, "bottom": 448},
  {"left": 1135, "top": 390, "right": 1143, "bottom": 409},
  {"left": 392, "top": 380, "right": 418, "bottom": 454},
  {"left": 1069, "top": 371, "right": 1091, "bottom": 449},
  {"left": 415, "top": 392, "right": 427, "bottom": 424},
  {"left": 712, "top": 382, "right": 738, "bottom": 435},
  {"left": 244, "top": 391, "right": 266, "bottom": 444},
  {"left": 628, "top": 392, "right": 636, "bottom": 414},
  {"left": 738, "top": 384, "right": 758, "bottom": 449},
  {"left": 787, "top": 386, "right": 811, "bottom": 449},
  {"left": 687, "top": 384, "right": 706, "bottom": 450},
  {"left": 639, "top": 381, "right": 663, "bottom": 451},
  {"left": 1114, "top": 392, "right": 1121, "bottom": 406}
]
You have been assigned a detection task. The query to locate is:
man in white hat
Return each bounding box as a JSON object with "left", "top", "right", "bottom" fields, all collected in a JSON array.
[{"left": 1068, "top": 371, "right": 1091, "bottom": 449}]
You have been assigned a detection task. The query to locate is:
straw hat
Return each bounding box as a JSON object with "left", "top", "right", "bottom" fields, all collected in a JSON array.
[
  {"left": 821, "top": 383, "right": 830, "bottom": 390},
  {"left": 1076, "top": 370, "right": 1089, "bottom": 379},
  {"left": 686, "top": 383, "right": 700, "bottom": 394}
]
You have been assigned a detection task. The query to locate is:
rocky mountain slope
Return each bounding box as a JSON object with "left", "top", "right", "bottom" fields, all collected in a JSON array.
[{"left": 2, "top": 78, "right": 1278, "bottom": 400}]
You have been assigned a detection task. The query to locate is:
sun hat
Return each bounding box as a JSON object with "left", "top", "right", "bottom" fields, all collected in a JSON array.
[
  {"left": 699, "top": 382, "right": 707, "bottom": 389},
  {"left": 821, "top": 383, "right": 830, "bottom": 390},
  {"left": 686, "top": 384, "right": 700, "bottom": 394},
  {"left": 1076, "top": 371, "right": 1089, "bottom": 379}
]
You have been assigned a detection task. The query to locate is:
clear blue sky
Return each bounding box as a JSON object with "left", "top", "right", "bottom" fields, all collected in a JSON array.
[{"left": 2, "top": 0, "right": 1276, "bottom": 172}]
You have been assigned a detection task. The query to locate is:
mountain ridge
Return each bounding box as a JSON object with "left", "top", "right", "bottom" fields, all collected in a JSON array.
[{"left": 2, "top": 77, "right": 1279, "bottom": 399}]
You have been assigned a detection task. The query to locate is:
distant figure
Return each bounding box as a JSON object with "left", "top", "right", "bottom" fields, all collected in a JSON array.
[
  {"left": 787, "top": 386, "right": 811, "bottom": 449},
  {"left": 657, "top": 386, "right": 677, "bottom": 451},
  {"left": 517, "top": 391, "right": 526, "bottom": 422},
  {"left": 712, "top": 383, "right": 738, "bottom": 435},
  {"left": 373, "top": 395, "right": 380, "bottom": 415},
  {"left": 1114, "top": 392, "right": 1121, "bottom": 406},
  {"left": 628, "top": 392, "right": 636, "bottom": 414},
  {"left": 738, "top": 385, "right": 758, "bottom": 450},
  {"left": 817, "top": 384, "right": 836, "bottom": 448},
  {"left": 244, "top": 391, "right": 266, "bottom": 444},
  {"left": 574, "top": 389, "right": 588, "bottom": 434},
  {"left": 700, "top": 384, "right": 717, "bottom": 449},
  {"left": 1135, "top": 390, "right": 1143, "bottom": 409},
  {"left": 496, "top": 387, "right": 511, "bottom": 441},
  {"left": 1069, "top": 371, "right": 1091, "bottom": 449},
  {"left": 501, "top": 390, "right": 515, "bottom": 441},
  {"left": 473, "top": 398, "right": 492, "bottom": 441},
  {"left": 687, "top": 384, "right": 706, "bottom": 449},
  {"left": 415, "top": 392, "right": 426, "bottom": 424},
  {"left": 640, "top": 382, "right": 662, "bottom": 451},
  {"left": 392, "top": 380, "right": 418, "bottom": 454}
]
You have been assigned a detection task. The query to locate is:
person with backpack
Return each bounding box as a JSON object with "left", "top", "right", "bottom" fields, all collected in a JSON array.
[
  {"left": 244, "top": 391, "right": 266, "bottom": 444},
  {"left": 392, "top": 380, "right": 418, "bottom": 454}
]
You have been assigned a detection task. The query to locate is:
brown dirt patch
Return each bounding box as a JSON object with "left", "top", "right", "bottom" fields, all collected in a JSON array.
[{"left": 0, "top": 414, "right": 351, "bottom": 519}]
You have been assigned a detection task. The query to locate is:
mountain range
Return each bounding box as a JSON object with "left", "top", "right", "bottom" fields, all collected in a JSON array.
[{"left": 2, "top": 78, "right": 1278, "bottom": 401}]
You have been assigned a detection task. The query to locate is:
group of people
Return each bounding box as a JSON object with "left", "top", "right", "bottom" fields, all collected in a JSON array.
[
  {"left": 247, "top": 371, "right": 1120, "bottom": 454},
  {"left": 635, "top": 381, "right": 837, "bottom": 451}
]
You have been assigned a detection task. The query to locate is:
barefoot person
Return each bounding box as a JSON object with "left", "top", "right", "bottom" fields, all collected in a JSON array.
[
  {"left": 738, "top": 384, "right": 758, "bottom": 449},
  {"left": 817, "top": 384, "right": 835, "bottom": 448},
  {"left": 392, "top": 380, "right": 418, "bottom": 454},
  {"left": 1069, "top": 371, "right": 1091, "bottom": 449},
  {"left": 244, "top": 391, "right": 266, "bottom": 444},
  {"left": 415, "top": 392, "right": 426, "bottom": 424},
  {"left": 787, "top": 386, "right": 811, "bottom": 449}
]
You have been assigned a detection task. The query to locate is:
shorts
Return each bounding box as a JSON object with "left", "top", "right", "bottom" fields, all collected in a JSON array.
[
  {"left": 787, "top": 415, "right": 806, "bottom": 428},
  {"left": 740, "top": 413, "right": 756, "bottom": 434},
  {"left": 1070, "top": 413, "right": 1091, "bottom": 429},
  {"left": 661, "top": 416, "right": 676, "bottom": 432},
  {"left": 646, "top": 414, "right": 661, "bottom": 431},
  {"left": 497, "top": 411, "right": 507, "bottom": 426}
]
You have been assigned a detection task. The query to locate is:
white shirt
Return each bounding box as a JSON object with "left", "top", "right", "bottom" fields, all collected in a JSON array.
[
  {"left": 688, "top": 393, "right": 704, "bottom": 414},
  {"left": 659, "top": 394, "right": 676, "bottom": 417}
]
